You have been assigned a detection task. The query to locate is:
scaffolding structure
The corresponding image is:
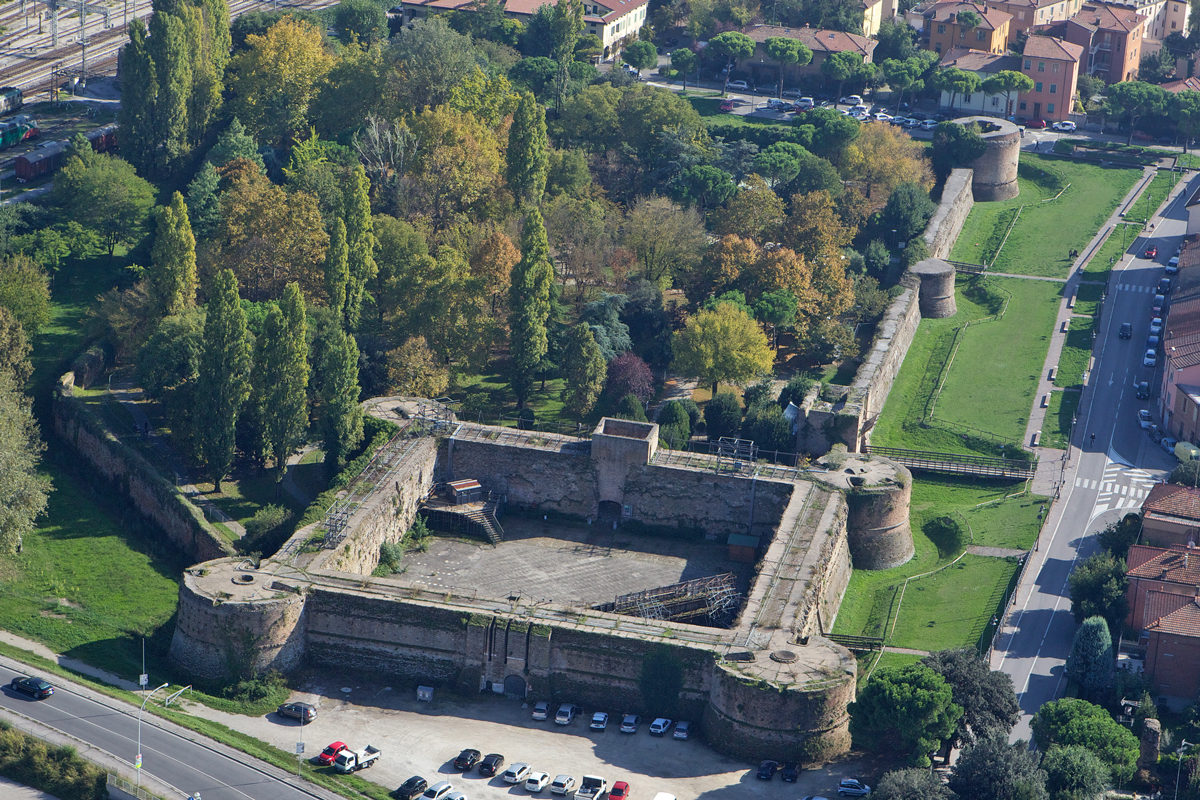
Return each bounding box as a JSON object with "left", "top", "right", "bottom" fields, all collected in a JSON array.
[
  {"left": 713, "top": 437, "right": 756, "bottom": 474},
  {"left": 594, "top": 574, "right": 744, "bottom": 628}
]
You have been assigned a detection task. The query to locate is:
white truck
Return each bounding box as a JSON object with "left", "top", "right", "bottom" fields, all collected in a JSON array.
[
  {"left": 333, "top": 745, "right": 381, "bottom": 773},
  {"left": 574, "top": 775, "right": 607, "bottom": 800}
]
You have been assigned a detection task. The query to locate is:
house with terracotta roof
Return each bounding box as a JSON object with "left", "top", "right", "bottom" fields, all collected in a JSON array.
[
  {"left": 923, "top": 1, "right": 1014, "bottom": 55},
  {"left": 1014, "top": 35, "right": 1082, "bottom": 121},
  {"left": 936, "top": 48, "right": 1024, "bottom": 114},
  {"left": 739, "top": 25, "right": 877, "bottom": 88},
  {"left": 1039, "top": 3, "right": 1147, "bottom": 82},
  {"left": 989, "top": 0, "right": 1085, "bottom": 37},
  {"left": 1141, "top": 484, "right": 1200, "bottom": 548},
  {"left": 1126, "top": 543, "right": 1200, "bottom": 697},
  {"left": 1163, "top": 76, "right": 1200, "bottom": 93},
  {"left": 397, "top": 0, "right": 649, "bottom": 57},
  {"left": 1105, "top": 0, "right": 1190, "bottom": 51}
]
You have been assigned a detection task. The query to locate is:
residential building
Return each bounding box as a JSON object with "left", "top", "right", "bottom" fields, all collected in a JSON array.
[
  {"left": 990, "top": 0, "right": 1084, "bottom": 37},
  {"left": 923, "top": 1, "right": 1013, "bottom": 55},
  {"left": 1040, "top": 3, "right": 1146, "bottom": 82},
  {"left": 861, "top": 0, "right": 899, "bottom": 36},
  {"left": 936, "top": 48, "right": 1024, "bottom": 114},
  {"left": 1014, "top": 34, "right": 1082, "bottom": 121},
  {"left": 1126, "top": 543, "right": 1200, "bottom": 699},
  {"left": 1163, "top": 76, "right": 1200, "bottom": 93},
  {"left": 1105, "top": 0, "right": 1190, "bottom": 50},
  {"left": 739, "top": 25, "right": 877, "bottom": 87},
  {"left": 397, "top": 0, "right": 649, "bottom": 57},
  {"left": 1141, "top": 484, "right": 1200, "bottom": 549},
  {"left": 1159, "top": 236, "right": 1200, "bottom": 430}
]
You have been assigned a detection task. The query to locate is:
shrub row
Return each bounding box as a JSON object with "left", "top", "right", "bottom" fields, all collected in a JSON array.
[{"left": 0, "top": 722, "right": 108, "bottom": 800}]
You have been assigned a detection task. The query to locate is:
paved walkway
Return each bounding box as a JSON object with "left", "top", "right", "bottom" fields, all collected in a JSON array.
[
  {"left": 0, "top": 630, "right": 139, "bottom": 691},
  {"left": 0, "top": 775, "right": 61, "bottom": 800},
  {"left": 648, "top": 375, "right": 698, "bottom": 419},
  {"left": 967, "top": 545, "right": 1028, "bottom": 558},
  {"left": 986, "top": 272, "right": 1069, "bottom": 283},
  {"left": 882, "top": 646, "right": 930, "bottom": 656}
]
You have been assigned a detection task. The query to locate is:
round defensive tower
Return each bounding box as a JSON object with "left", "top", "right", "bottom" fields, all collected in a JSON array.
[
  {"left": 909, "top": 258, "right": 958, "bottom": 318},
  {"left": 169, "top": 558, "right": 308, "bottom": 680},
  {"left": 953, "top": 116, "right": 1021, "bottom": 202},
  {"left": 812, "top": 449, "right": 914, "bottom": 570}
]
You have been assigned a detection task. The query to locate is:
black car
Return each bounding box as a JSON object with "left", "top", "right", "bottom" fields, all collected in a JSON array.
[
  {"left": 10, "top": 676, "right": 53, "bottom": 699},
  {"left": 277, "top": 702, "right": 317, "bottom": 723},
  {"left": 781, "top": 763, "right": 801, "bottom": 782},
  {"left": 394, "top": 776, "right": 429, "bottom": 800},
  {"left": 454, "top": 749, "right": 481, "bottom": 770},
  {"left": 1119, "top": 322, "right": 1132, "bottom": 339},
  {"left": 1137, "top": 381, "right": 1151, "bottom": 400},
  {"left": 756, "top": 760, "right": 778, "bottom": 780},
  {"left": 479, "top": 753, "right": 506, "bottom": 776}
]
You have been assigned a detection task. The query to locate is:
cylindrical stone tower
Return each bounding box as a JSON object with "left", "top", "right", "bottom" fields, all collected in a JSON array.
[
  {"left": 910, "top": 258, "right": 958, "bottom": 318},
  {"left": 813, "top": 450, "right": 914, "bottom": 570},
  {"left": 954, "top": 116, "right": 1021, "bottom": 201}
]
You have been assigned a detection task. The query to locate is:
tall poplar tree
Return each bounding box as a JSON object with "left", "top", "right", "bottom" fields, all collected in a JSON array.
[
  {"left": 508, "top": 208, "right": 553, "bottom": 408},
  {"left": 320, "top": 326, "right": 364, "bottom": 468},
  {"left": 148, "top": 11, "right": 192, "bottom": 169},
  {"left": 186, "top": 161, "right": 221, "bottom": 240},
  {"left": 197, "top": 269, "right": 252, "bottom": 492},
  {"left": 325, "top": 217, "right": 349, "bottom": 317},
  {"left": 506, "top": 92, "right": 548, "bottom": 206},
  {"left": 560, "top": 323, "right": 606, "bottom": 418},
  {"left": 343, "top": 165, "right": 377, "bottom": 330},
  {"left": 182, "top": 4, "right": 220, "bottom": 148},
  {"left": 118, "top": 19, "right": 158, "bottom": 173},
  {"left": 149, "top": 191, "right": 198, "bottom": 318},
  {"left": 253, "top": 283, "right": 309, "bottom": 482}
]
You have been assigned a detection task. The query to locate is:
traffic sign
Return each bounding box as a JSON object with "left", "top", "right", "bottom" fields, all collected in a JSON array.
[
  {"left": 134, "top": 754, "right": 142, "bottom": 769},
  {"left": 139, "top": 674, "right": 148, "bottom": 687},
  {"left": 296, "top": 742, "right": 305, "bottom": 754}
]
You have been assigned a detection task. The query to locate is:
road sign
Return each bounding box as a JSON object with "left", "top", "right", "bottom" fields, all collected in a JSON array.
[
  {"left": 139, "top": 674, "right": 148, "bottom": 687},
  {"left": 134, "top": 754, "right": 142, "bottom": 769},
  {"left": 296, "top": 742, "right": 305, "bottom": 754}
]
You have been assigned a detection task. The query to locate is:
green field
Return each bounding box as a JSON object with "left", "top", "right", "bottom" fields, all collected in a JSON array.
[
  {"left": 1053, "top": 316, "right": 1095, "bottom": 389},
  {"left": 1084, "top": 224, "right": 1139, "bottom": 277},
  {"left": 1042, "top": 390, "right": 1080, "bottom": 450},
  {"left": 1123, "top": 170, "right": 1179, "bottom": 224},
  {"left": 1072, "top": 283, "right": 1103, "bottom": 318},
  {"left": 886, "top": 555, "right": 1020, "bottom": 651},
  {"left": 950, "top": 155, "right": 1141, "bottom": 277}
]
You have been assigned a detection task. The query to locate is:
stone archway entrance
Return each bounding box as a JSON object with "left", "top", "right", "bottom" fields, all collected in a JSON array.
[
  {"left": 598, "top": 500, "right": 621, "bottom": 521},
  {"left": 503, "top": 674, "right": 526, "bottom": 699}
]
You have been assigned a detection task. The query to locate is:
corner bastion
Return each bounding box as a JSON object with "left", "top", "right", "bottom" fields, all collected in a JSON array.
[
  {"left": 954, "top": 116, "right": 1021, "bottom": 202},
  {"left": 169, "top": 399, "right": 916, "bottom": 764}
]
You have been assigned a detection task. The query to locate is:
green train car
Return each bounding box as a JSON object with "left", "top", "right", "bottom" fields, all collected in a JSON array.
[{"left": 0, "top": 115, "right": 38, "bottom": 150}]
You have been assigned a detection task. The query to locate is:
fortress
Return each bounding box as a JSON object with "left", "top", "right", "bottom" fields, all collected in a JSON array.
[{"left": 168, "top": 399, "right": 916, "bottom": 764}]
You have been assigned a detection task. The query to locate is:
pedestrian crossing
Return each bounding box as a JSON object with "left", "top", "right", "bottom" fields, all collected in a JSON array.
[
  {"left": 1116, "top": 284, "right": 1161, "bottom": 293},
  {"left": 1077, "top": 463, "right": 1161, "bottom": 513}
]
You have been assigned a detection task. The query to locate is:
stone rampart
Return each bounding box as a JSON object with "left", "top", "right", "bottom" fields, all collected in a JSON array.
[
  {"left": 622, "top": 466, "right": 794, "bottom": 538},
  {"left": 924, "top": 168, "right": 975, "bottom": 259},
  {"left": 851, "top": 285, "right": 922, "bottom": 438},
  {"left": 443, "top": 437, "right": 598, "bottom": 518},
  {"left": 955, "top": 116, "right": 1021, "bottom": 201}
]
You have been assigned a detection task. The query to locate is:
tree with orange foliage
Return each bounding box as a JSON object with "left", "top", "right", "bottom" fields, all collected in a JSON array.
[{"left": 841, "top": 121, "right": 934, "bottom": 202}]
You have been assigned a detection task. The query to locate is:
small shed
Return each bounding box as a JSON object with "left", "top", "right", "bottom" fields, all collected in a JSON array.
[
  {"left": 727, "top": 534, "right": 760, "bottom": 563},
  {"left": 448, "top": 479, "right": 483, "bottom": 505},
  {"left": 417, "top": 685, "right": 434, "bottom": 702}
]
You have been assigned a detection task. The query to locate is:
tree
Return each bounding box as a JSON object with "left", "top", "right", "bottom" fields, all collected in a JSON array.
[
  {"left": 949, "top": 731, "right": 1048, "bottom": 800},
  {"left": 842, "top": 122, "right": 933, "bottom": 200},
  {"left": 147, "top": 11, "right": 192, "bottom": 170},
  {"left": 931, "top": 121, "right": 987, "bottom": 179},
  {"left": 716, "top": 175, "right": 786, "bottom": 242},
  {"left": 1172, "top": 90, "right": 1200, "bottom": 153},
  {"left": 1030, "top": 699, "right": 1138, "bottom": 784},
  {"left": 614, "top": 392, "right": 647, "bottom": 421},
  {"left": 325, "top": 217, "right": 349, "bottom": 316},
  {"left": 936, "top": 66, "right": 982, "bottom": 110},
  {"left": 389, "top": 16, "right": 478, "bottom": 110},
  {"left": 507, "top": 92, "right": 550, "bottom": 206},
  {"left": 0, "top": 256, "right": 51, "bottom": 336},
  {"left": 849, "top": 664, "right": 964, "bottom": 767},
  {"left": 117, "top": 18, "right": 158, "bottom": 173},
  {"left": 875, "top": 19, "right": 919, "bottom": 61},
  {"left": 741, "top": 402, "right": 792, "bottom": 452},
  {"left": 1105, "top": 81, "right": 1167, "bottom": 145},
  {"left": 673, "top": 165, "right": 736, "bottom": 213},
  {"left": 252, "top": 282, "right": 309, "bottom": 482},
  {"left": 580, "top": 293, "right": 631, "bottom": 360},
  {"left": 709, "top": 31, "right": 755, "bottom": 93},
  {"left": 809, "top": 108, "right": 862, "bottom": 166},
  {"left": 1097, "top": 512, "right": 1141, "bottom": 559},
  {"left": 622, "top": 40, "right": 658, "bottom": 76},
  {"left": 882, "top": 57, "right": 927, "bottom": 112},
  {"left": 334, "top": 0, "right": 387, "bottom": 45},
  {"left": 881, "top": 183, "right": 937, "bottom": 242},
  {"left": 1140, "top": 46, "right": 1176, "bottom": 84},
  {"left": 386, "top": 336, "right": 449, "bottom": 398},
  {"left": 783, "top": 190, "right": 857, "bottom": 264},
  {"left": 605, "top": 351, "right": 654, "bottom": 402},
  {"left": 1041, "top": 745, "right": 1109, "bottom": 800},
  {"left": 981, "top": 70, "right": 1034, "bottom": 118},
  {"left": 52, "top": 152, "right": 155, "bottom": 256},
  {"left": 873, "top": 768, "right": 955, "bottom": 800},
  {"left": 560, "top": 324, "right": 607, "bottom": 418},
  {"left": 764, "top": 37, "right": 812, "bottom": 97},
  {"left": 670, "top": 48, "right": 698, "bottom": 90},
  {"left": 186, "top": 161, "right": 222, "bottom": 241},
  {"left": 407, "top": 107, "right": 503, "bottom": 228},
  {"left": 207, "top": 117, "right": 264, "bottom": 170},
  {"left": 705, "top": 391, "right": 742, "bottom": 440},
  {"left": 197, "top": 269, "right": 253, "bottom": 492},
  {"left": 656, "top": 400, "right": 692, "bottom": 448},
  {"left": 920, "top": 648, "right": 1019, "bottom": 747},
  {"left": 1067, "top": 552, "right": 1128, "bottom": 632},
  {"left": 546, "top": 0, "right": 584, "bottom": 110},
  {"left": 673, "top": 302, "right": 773, "bottom": 396},
  {"left": 1066, "top": 616, "right": 1114, "bottom": 696},
  {"left": 0, "top": 306, "right": 31, "bottom": 385},
  {"left": 226, "top": 17, "right": 335, "bottom": 145},
  {"left": 343, "top": 165, "right": 377, "bottom": 331},
  {"left": 956, "top": 9, "right": 983, "bottom": 35},
  {"left": 509, "top": 209, "right": 555, "bottom": 408},
  {"left": 0, "top": 369, "right": 50, "bottom": 555},
  {"left": 623, "top": 196, "right": 707, "bottom": 287},
  {"left": 822, "top": 50, "right": 865, "bottom": 102},
  {"left": 319, "top": 325, "right": 364, "bottom": 469},
  {"left": 149, "top": 192, "right": 198, "bottom": 319}
]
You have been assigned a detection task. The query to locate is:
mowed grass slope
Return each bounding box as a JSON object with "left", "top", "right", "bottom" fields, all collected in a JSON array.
[{"left": 950, "top": 155, "right": 1140, "bottom": 277}]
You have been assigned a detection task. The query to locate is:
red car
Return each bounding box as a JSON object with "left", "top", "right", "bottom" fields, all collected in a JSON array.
[
  {"left": 609, "top": 781, "right": 630, "bottom": 800},
  {"left": 1025, "top": 118, "right": 1047, "bottom": 128},
  {"left": 1145, "top": 246, "right": 1159, "bottom": 259},
  {"left": 317, "top": 742, "right": 348, "bottom": 766},
  {"left": 719, "top": 99, "right": 736, "bottom": 112}
]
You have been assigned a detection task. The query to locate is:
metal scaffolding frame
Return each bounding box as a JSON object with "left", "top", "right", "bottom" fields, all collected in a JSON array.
[{"left": 595, "top": 573, "right": 744, "bottom": 628}]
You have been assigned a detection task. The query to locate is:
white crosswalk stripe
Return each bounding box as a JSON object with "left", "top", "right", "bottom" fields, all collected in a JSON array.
[{"left": 1092, "top": 462, "right": 1163, "bottom": 515}]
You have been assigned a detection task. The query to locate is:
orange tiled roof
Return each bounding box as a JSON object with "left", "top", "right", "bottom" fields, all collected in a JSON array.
[
  {"left": 1127, "top": 542, "right": 1200, "bottom": 585},
  {"left": 1146, "top": 598, "right": 1200, "bottom": 636},
  {"left": 1142, "top": 589, "right": 1197, "bottom": 628},
  {"left": 1021, "top": 35, "right": 1083, "bottom": 62}
]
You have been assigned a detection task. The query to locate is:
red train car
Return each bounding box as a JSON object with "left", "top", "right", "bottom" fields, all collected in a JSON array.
[
  {"left": 14, "top": 123, "right": 119, "bottom": 181},
  {"left": 86, "top": 123, "right": 117, "bottom": 153}
]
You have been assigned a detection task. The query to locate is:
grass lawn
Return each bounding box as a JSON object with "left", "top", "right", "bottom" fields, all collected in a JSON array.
[
  {"left": 887, "top": 555, "right": 1019, "bottom": 651},
  {"left": 1123, "top": 170, "right": 1179, "bottom": 224},
  {"left": 1053, "top": 316, "right": 1096, "bottom": 390},
  {"left": 453, "top": 368, "right": 574, "bottom": 426},
  {"left": 934, "top": 277, "right": 1063, "bottom": 445},
  {"left": 688, "top": 96, "right": 789, "bottom": 126},
  {"left": 1084, "top": 223, "right": 1140, "bottom": 277},
  {"left": 949, "top": 155, "right": 1140, "bottom": 278},
  {"left": 200, "top": 468, "right": 307, "bottom": 529},
  {"left": 1072, "top": 283, "right": 1103, "bottom": 318},
  {"left": 1042, "top": 390, "right": 1080, "bottom": 450}
]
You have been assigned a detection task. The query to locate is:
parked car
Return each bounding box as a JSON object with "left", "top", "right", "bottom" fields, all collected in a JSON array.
[
  {"left": 1150, "top": 423, "right": 1165, "bottom": 443},
  {"left": 756, "top": 761, "right": 778, "bottom": 780},
  {"left": 765, "top": 98, "right": 789, "bottom": 111},
  {"left": 532, "top": 701, "right": 550, "bottom": 721},
  {"left": 1136, "top": 381, "right": 1151, "bottom": 399},
  {"left": 719, "top": 99, "right": 736, "bottom": 112},
  {"left": 1151, "top": 321, "right": 1164, "bottom": 336},
  {"left": 1153, "top": 294, "right": 1166, "bottom": 315},
  {"left": 334, "top": 745, "right": 381, "bottom": 774},
  {"left": 479, "top": 754, "right": 506, "bottom": 777},
  {"left": 1052, "top": 120, "right": 1077, "bottom": 131},
  {"left": 609, "top": 781, "right": 630, "bottom": 800},
  {"left": 840, "top": 94, "right": 863, "bottom": 105},
  {"left": 590, "top": 711, "right": 609, "bottom": 730},
  {"left": 317, "top": 742, "right": 348, "bottom": 766},
  {"left": 1119, "top": 322, "right": 1132, "bottom": 339},
  {"left": 527, "top": 772, "right": 552, "bottom": 793},
  {"left": 454, "top": 749, "right": 481, "bottom": 770},
  {"left": 1139, "top": 409, "right": 1153, "bottom": 429},
  {"left": 620, "top": 714, "right": 641, "bottom": 733},
  {"left": 727, "top": 80, "right": 749, "bottom": 91},
  {"left": 423, "top": 782, "right": 454, "bottom": 800},
  {"left": 782, "top": 87, "right": 803, "bottom": 98},
  {"left": 838, "top": 779, "right": 871, "bottom": 797},
  {"left": 394, "top": 777, "right": 429, "bottom": 800},
  {"left": 1168, "top": 255, "right": 1180, "bottom": 272},
  {"left": 1149, "top": 334, "right": 1161, "bottom": 348},
  {"left": 1152, "top": 317, "right": 1164, "bottom": 333},
  {"left": 650, "top": 718, "right": 673, "bottom": 735},
  {"left": 1164, "top": 436, "right": 1180, "bottom": 453},
  {"left": 551, "top": 776, "right": 577, "bottom": 796},
  {"left": 1160, "top": 278, "right": 1172, "bottom": 294},
  {"left": 277, "top": 702, "right": 316, "bottom": 723},
  {"left": 755, "top": 83, "right": 778, "bottom": 95},
  {"left": 1025, "top": 118, "right": 1047, "bottom": 128},
  {"left": 503, "top": 764, "right": 533, "bottom": 784},
  {"left": 555, "top": 704, "right": 582, "bottom": 725},
  {"left": 920, "top": 119, "right": 939, "bottom": 130},
  {"left": 796, "top": 96, "right": 815, "bottom": 109},
  {"left": 781, "top": 763, "right": 801, "bottom": 782},
  {"left": 1145, "top": 245, "right": 1159, "bottom": 258},
  {"left": 10, "top": 676, "right": 53, "bottom": 700},
  {"left": 1145, "top": 349, "right": 1158, "bottom": 367},
  {"left": 672, "top": 721, "right": 691, "bottom": 740},
  {"left": 445, "top": 792, "right": 467, "bottom": 800}
]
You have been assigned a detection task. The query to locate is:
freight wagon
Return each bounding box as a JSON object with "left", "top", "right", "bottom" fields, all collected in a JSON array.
[
  {"left": 0, "top": 87, "right": 24, "bottom": 116},
  {"left": 14, "top": 123, "right": 118, "bottom": 181}
]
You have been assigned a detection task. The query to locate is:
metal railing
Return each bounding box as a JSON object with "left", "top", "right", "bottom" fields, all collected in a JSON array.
[
  {"left": 864, "top": 445, "right": 1037, "bottom": 479},
  {"left": 107, "top": 773, "right": 168, "bottom": 800}
]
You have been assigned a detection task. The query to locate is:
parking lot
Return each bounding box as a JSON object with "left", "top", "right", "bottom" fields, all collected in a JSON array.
[{"left": 190, "top": 674, "right": 874, "bottom": 800}]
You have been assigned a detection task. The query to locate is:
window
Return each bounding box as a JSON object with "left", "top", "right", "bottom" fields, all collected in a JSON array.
[
  {"left": 964, "top": 94, "right": 972, "bottom": 103},
  {"left": 1018, "top": 10, "right": 1025, "bottom": 18},
  {"left": 992, "top": 96, "right": 999, "bottom": 106},
  {"left": 1036, "top": 81, "right": 1043, "bottom": 91},
  {"left": 1048, "top": 103, "right": 1055, "bottom": 112},
  {"left": 937, "top": 23, "right": 946, "bottom": 33},
  {"left": 1024, "top": 58, "right": 1032, "bottom": 69},
  {"left": 935, "top": 43, "right": 942, "bottom": 53},
  {"left": 977, "top": 29, "right": 986, "bottom": 40},
  {"left": 1053, "top": 63, "right": 1059, "bottom": 73},
  {"left": 1173, "top": 20, "right": 1178, "bottom": 28},
  {"left": 1020, "top": 100, "right": 1027, "bottom": 110},
  {"left": 1038, "top": 61, "right": 1045, "bottom": 71},
  {"left": 1050, "top": 83, "right": 1057, "bottom": 93}
]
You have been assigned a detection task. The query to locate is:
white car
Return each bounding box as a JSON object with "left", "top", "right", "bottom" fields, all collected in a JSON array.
[
  {"left": 1145, "top": 349, "right": 1158, "bottom": 367},
  {"left": 445, "top": 793, "right": 468, "bottom": 800},
  {"left": 840, "top": 94, "right": 862, "bottom": 105},
  {"left": 526, "top": 773, "right": 551, "bottom": 793},
  {"left": 1168, "top": 255, "right": 1180, "bottom": 273},
  {"left": 503, "top": 764, "right": 532, "bottom": 784},
  {"left": 797, "top": 96, "right": 815, "bottom": 109},
  {"left": 1139, "top": 409, "right": 1153, "bottom": 429},
  {"left": 590, "top": 711, "right": 609, "bottom": 730},
  {"left": 1052, "top": 120, "right": 1077, "bottom": 132},
  {"left": 550, "top": 776, "right": 576, "bottom": 796},
  {"left": 424, "top": 783, "right": 454, "bottom": 800},
  {"left": 874, "top": 112, "right": 893, "bottom": 122},
  {"left": 672, "top": 721, "right": 691, "bottom": 740},
  {"left": 727, "top": 80, "right": 749, "bottom": 91},
  {"left": 920, "top": 119, "right": 939, "bottom": 130},
  {"left": 650, "top": 718, "right": 673, "bottom": 735}
]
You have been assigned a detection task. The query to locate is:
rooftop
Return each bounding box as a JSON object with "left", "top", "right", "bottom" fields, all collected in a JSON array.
[
  {"left": 739, "top": 24, "right": 877, "bottom": 58},
  {"left": 925, "top": 0, "right": 1013, "bottom": 29},
  {"left": 938, "top": 47, "right": 1020, "bottom": 71},
  {"left": 1142, "top": 589, "right": 1197, "bottom": 629},
  {"left": 1021, "top": 34, "right": 1084, "bottom": 61},
  {"left": 1144, "top": 483, "right": 1200, "bottom": 523},
  {"left": 1128, "top": 542, "right": 1200, "bottom": 586},
  {"left": 1162, "top": 76, "right": 1200, "bottom": 93},
  {"left": 1146, "top": 598, "right": 1200, "bottom": 636},
  {"left": 1070, "top": 3, "right": 1146, "bottom": 33}
]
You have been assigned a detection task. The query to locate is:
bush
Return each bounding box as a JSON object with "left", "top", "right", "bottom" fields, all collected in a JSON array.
[
  {"left": 221, "top": 669, "right": 288, "bottom": 705},
  {"left": 0, "top": 722, "right": 109, "bottom": 800},
  {"left": 378, "top": 540, "right": 404, "bottom": 574},
  {"left": 615, "top": 393, "right": 648, "bottom": 421},
  {"left": 741, "top": 402, "right": 793, "bottom": 453},
  {"left": 743, "top": 379, "right": 776, "bottom": 409},
  {"left": 238, "top": 504, "right": 295, "bottom": 556},
  {"left": 517, "top": 408, "right": 535, "bottom": 429},
  {"left": 243, "top": 504, "right": 292, "bottom": 539},
  {"left": 657, "top": 400, "right": 692, "bottom": 449},
  {"left": 705, "top": 392, "right": 742, "bottom": 440},
  {"left": 778, "top": 374, "right": 814, "bottom": 409},
  {"left": 903, "top": 236, "right": 929, "bottom": 267}
]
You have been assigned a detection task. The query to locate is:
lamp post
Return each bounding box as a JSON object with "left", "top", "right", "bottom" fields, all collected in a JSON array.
[
  {"left": 137, "top": 682, "right": 170, "bottom": 789},
  {"left": 1176, "top": 740, "right": 1194, "bottom": 800}
]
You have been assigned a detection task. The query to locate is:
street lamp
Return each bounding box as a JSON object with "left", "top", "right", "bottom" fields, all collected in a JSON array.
[
  {"left": 1176, "top": 740, "right": 1194, "bottom": 800},
  {"left": 137, "top": 682, "right": 170, "bottom": 789}
]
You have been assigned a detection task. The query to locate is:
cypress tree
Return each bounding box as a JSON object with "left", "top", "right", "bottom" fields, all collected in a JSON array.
[
  {"left": 182, "top": 4, "right": 220, "bottom": 148},
  {"left": 343, "top": 165, "right": 376, "bottom": 330},
  {"left": 560, "top": 323, "right": 606, "bottom": 418},
  {"left": 117, "top": 19, "right": 158, "bottom": 174},
  {"left": 197, "top": 269, "right": 252, "bottom": 492},
  {"left": 506, "top": 91, "right": 548, "bottom": 206},
  {"left": 508, "top": 208, "right": 553, "bottom": 408},
  {"left": 320, "top": 326, "right": 364, "bottom": 469},
  {"left": 253, "top": 282, "right": 309, "bottom": 482},
  {"left": 186, "top": 161, "right": 221, "bottom": 240},
  {"left": 1066, "top": 616, "right": 1114, "bottom": 696},
  {"left": 148, "top": 11, "right": 192, "bottom": 170},
  {"left": 325, "top": 217, "right": 349, "bottom": 318},
  {"left": 149, "top": 191, "right": 198, "bottom": 318}
]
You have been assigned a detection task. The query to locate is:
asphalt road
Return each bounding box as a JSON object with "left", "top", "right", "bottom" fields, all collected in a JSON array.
[
  {"left": 0, "top": 660, "right": 337, "bottom": 800},
  {"left": 992, "top": 173, "right": 1195, "bottom": 742}
]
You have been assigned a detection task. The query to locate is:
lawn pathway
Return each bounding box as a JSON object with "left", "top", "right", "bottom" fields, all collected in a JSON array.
[
  {"left": 282, "top": 444, "right": 319, "bottom": 507},
  {"left": 0, "top": 630, "right": 139, "bottom": 691}
]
